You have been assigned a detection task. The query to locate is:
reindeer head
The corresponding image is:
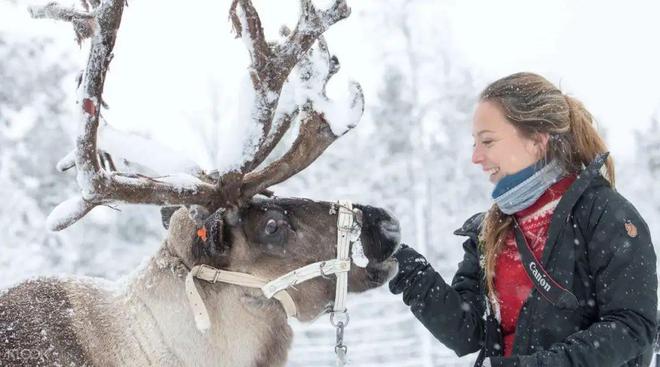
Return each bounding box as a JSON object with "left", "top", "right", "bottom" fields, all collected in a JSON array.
[
  {"left": 166, "top": 198, "right": 400, "bottom": 321},
  {"left": 35, "top": 0, "right": 392, "bottom": 322}
]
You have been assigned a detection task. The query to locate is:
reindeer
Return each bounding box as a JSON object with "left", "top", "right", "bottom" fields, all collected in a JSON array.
[{"left": 1, "top": 1, "right": 401, "bottom": 366}]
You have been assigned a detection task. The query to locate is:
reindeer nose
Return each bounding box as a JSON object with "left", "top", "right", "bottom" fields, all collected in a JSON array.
[
  {"left": 379, "top": 217, "right": 401, "bottom": 245},
  {"left": 354, "top": 205, "right": 401, "bottom": 262},
  {"left": 377, "top": 207, "right": 400, "bottom": 240}
]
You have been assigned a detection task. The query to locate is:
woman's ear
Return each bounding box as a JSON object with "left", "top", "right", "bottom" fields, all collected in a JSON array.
[{"left": 530, "top": 132, "right": 550, "bottom": 157}]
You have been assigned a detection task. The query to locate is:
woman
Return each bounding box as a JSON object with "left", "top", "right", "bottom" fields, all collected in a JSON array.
[{"left": 389, "top": 72, "right": 657, "bottom": 367}]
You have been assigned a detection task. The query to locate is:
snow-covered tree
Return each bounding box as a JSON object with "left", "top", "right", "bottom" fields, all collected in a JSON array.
[
  {"left": 281, "top": 1, "right": 490, "bottom": 365},
  {"left": 623, "top": 112, "right": 660, "bottom": 235}
]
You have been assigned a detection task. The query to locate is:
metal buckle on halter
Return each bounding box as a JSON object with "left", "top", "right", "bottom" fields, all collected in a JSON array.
[
  {"left": 337, "top": 206, "right": 356, "bottom": 231},
  {"left": 194, "top": 264, "right": 212, "bottom": 277},
  {"left": 193, "top": 264, "right": 225, "bottom": 284}
]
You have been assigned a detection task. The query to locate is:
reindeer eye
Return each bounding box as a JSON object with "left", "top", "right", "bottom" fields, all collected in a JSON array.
[{"left": 265, "top": 219, "right": 278, "bottom": 234}]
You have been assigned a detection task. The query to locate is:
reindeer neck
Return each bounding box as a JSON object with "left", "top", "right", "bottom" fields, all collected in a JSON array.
[{"left": 117, "top": 244, "right": 293, "bottom": 367}]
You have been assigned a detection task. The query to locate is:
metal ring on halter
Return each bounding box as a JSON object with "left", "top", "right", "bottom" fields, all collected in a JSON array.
[{"left": 330, "top": 311, "right": 350, "bottom": 327}]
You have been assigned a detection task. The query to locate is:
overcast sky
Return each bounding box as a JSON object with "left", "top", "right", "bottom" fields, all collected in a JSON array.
[
  {"left": 5, "top": 0, "right": 660, "bottom": 165},
  {"left": 446, "top": 0, "right": 660, "bottom": 159}
]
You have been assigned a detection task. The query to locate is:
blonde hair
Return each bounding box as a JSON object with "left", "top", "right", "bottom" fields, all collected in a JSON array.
[{"left": 478, "top": 72, "right": 615, "bottom": 301}]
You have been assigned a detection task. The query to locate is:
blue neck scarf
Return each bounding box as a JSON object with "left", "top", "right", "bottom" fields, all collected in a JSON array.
[{"left": 492, "top": 160, "right": 565, "bottom": 215}]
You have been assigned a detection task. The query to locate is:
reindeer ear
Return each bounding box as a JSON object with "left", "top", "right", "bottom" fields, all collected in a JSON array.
[
  {"left": 160, "top": 205, "right": 210, "bottom": 229},
  {"left": 192, "top": 208, "right": 230, "bottom": 262}
]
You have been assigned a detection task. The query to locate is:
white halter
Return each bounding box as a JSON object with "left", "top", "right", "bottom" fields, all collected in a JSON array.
[{"left": 184, "top": 200, "right": 359, "bottom": 331}]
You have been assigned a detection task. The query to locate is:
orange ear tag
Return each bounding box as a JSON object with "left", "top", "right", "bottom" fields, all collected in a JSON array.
[{"left": 197, "top": 227, "right": 208, "bottom": 242}]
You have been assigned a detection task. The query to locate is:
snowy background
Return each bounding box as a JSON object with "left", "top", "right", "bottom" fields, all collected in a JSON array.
[{"left": 2, "top": 0, "right": 660, "bottom": 366}]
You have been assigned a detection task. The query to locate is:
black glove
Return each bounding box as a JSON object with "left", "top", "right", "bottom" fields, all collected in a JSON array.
[{"left": 388, "top": 244, "right": 431, "bottom": 295}]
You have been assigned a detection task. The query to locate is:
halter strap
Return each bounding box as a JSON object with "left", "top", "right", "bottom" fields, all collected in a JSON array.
[
  {"left": 262, "top": 260, "right": 350, "bottom": 298},
  {"left": 333, "top": 200, "right": 355, "bottom": 314},
  {"left": 185, "top": 264, "right": 298, "bottom": 330}
]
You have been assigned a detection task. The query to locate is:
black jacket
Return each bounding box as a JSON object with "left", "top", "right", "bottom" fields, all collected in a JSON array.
[{"left": 391, "top": 156, "right": 658, "bottom": 366}]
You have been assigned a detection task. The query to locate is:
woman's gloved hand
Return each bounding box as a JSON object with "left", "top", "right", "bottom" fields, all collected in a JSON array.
[{"left": 388, "top": 244, "right": 431, "bottom": 295}]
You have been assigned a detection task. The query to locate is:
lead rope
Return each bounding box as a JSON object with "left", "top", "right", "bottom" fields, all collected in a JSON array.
[{"left": 332, "top": 200, "right": 357, "bottom": 366}]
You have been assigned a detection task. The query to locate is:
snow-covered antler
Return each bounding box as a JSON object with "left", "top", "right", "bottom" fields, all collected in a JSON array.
[
  {"left": 230, "top": 0, "right": 364, "bottom": 199},
  {"left": 31, "top": 0, "right": 363, "bottom": 231},
  {"left": 28, "top": 2, "right": 95, "bottom": 44},
  {"left": 241, "top": 35, "right": 364, "bottom": 199}
]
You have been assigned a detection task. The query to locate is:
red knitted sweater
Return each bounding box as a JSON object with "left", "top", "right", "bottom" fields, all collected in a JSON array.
[{"left": 494, "top": 175, "right": 575, "bottom": 356}]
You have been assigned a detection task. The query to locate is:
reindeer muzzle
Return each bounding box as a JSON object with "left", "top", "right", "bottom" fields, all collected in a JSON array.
[{"left": 184, "top": 200, "right": 360, "bottom": 332}]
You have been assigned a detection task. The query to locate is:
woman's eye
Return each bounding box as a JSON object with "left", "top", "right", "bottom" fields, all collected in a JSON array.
[
  {"left": 482, "top": 140, "right": 493, "bottom": 146},
  {"left": 265, "top": 219, "right": 278, "bottom": 235}
]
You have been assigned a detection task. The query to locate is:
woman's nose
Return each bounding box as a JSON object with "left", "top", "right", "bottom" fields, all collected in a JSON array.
[{"left": 472, "top": 146, "right": 484, "bottom": 165}]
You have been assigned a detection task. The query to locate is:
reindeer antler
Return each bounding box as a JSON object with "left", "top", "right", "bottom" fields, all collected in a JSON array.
[
  {"left": 32, "top": 0, "right": 363, "bottom": 231},
  {"left": 241, "top": 35, "right": 364, "bottom": 199}
]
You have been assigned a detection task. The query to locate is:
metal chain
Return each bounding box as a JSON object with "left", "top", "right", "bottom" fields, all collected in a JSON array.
[
  {"left": 334, "top": 321, "right": 347, "bottom": 366},
  {"left": 331, "top": 311, "right": 350, "bottom": 366}
]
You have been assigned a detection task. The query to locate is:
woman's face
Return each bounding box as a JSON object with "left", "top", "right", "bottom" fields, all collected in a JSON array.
[{"left": 471, "top": 101, "right": 547, "bottom": 184}]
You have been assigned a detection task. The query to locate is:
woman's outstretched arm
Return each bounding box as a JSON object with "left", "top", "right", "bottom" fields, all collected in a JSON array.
[{"left": 390, "top": 235, "right": 486, "bottom": 356}]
